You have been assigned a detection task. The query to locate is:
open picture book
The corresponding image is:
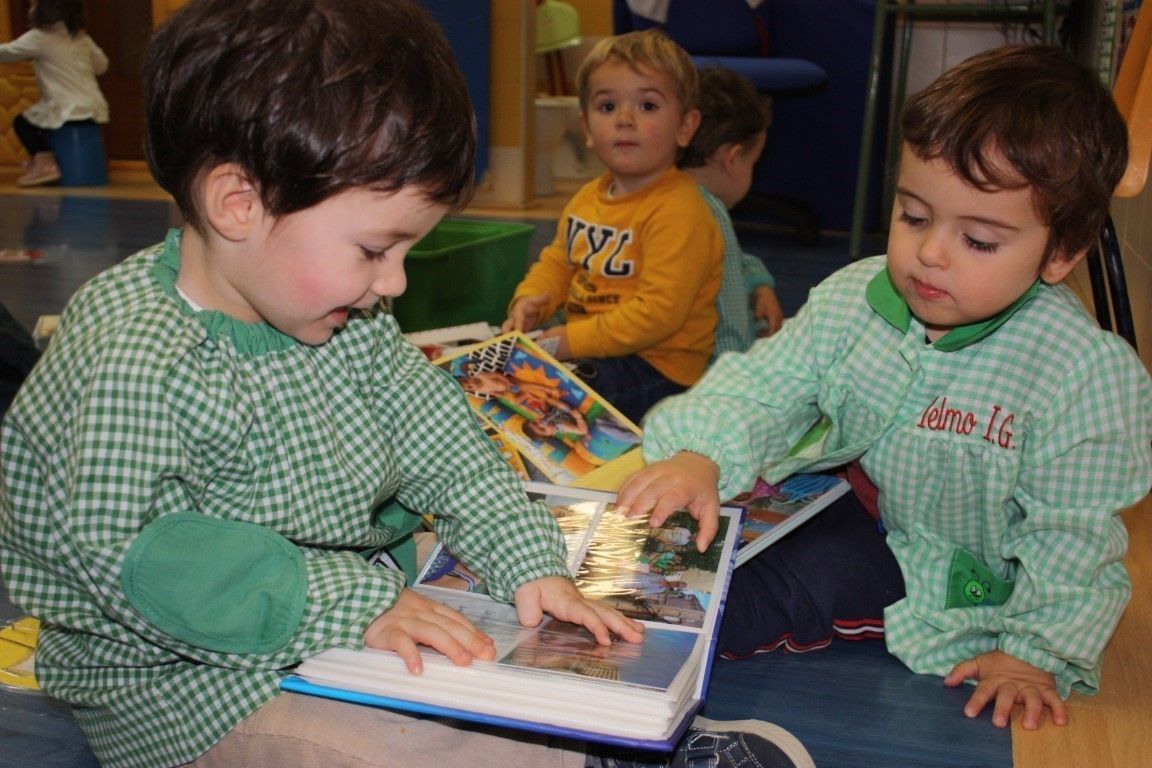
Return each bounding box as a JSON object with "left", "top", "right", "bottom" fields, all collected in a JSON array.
[{"left": 281, "top": 482, "right": 743, "bottom": 750}]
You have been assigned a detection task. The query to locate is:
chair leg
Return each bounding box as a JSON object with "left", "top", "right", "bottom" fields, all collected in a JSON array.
[
  {"left": 1086, "top": 239, "right": 1113, "bottom": 333},
  {"left": 1099, "top": 214, "right": 1137, "bottom": 351}
]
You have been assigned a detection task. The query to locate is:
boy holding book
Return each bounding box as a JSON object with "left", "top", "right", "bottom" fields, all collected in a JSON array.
[
  {"left": 618, "top": 45, "right": 1152, "bottom": 731},
  {"left": 503, "top": 30, "right": 723, "bottom": 424},
  {"left": 0, "top": 1, "right": 813, "bottom": 767}
]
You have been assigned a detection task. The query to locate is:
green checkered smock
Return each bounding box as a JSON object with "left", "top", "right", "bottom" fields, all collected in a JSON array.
[
  {"left": 700, "top": 187, "right": 776, "bottom": 359},
  {"left": 0, "top": 230, "right": 569, "bottom": 767},
  {"left": 643, "top": 255, "right": 1152, "bottom": 697}
]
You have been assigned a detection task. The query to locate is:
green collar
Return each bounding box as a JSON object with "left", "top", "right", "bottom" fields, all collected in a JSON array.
[
  {"left": 152, "top": 228, "right": 298, "bottom": 355},
  {"left": 865, "top": 267, "right": 1039, "bottom": 352}
]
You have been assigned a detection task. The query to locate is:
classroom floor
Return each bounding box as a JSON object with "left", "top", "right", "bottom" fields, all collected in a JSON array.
[{"left": 0, "top": 171, "right": 1148, "bottom": 768}]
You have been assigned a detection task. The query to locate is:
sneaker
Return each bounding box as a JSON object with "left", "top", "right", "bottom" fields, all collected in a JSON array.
[
  {"left": 16, "top": 163, "right": 61, "bottom": 187},
  {"left": 587, "top": 716, "right": 816, "bottom": 768}
]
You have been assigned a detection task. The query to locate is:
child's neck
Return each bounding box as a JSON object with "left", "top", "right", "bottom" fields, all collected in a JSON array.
[
  {"left": 174, "top": 227, "right": 262, "bottom": 323},
  {"left": 607, "top": 165, "right": 674, "bottom": 198}
]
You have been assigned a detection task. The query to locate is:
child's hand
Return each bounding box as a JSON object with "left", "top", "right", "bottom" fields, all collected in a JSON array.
[
  {"left": 502, "top": 294, "right": 551, "bottom": 333},
  {"left": 944, "top": 649, "right": 1067, "bottom": 730},
  {"left": 615, "top": 452, "right": 721, "bottom": 552},
  {"left": 535, "top": 325, "right": 571, "bottom": 360},
  {"left": 514, "top": 575, "right": 644, "bottom": 645},
  {"left": 363, "top": 588, "right": 496, "bottom": 675},
  {"left": 752, "top": 285, "right": 784, "bottom": 337}
]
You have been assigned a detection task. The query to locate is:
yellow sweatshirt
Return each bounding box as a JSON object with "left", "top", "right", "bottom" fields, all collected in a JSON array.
[{"left": 513, "top": 167, "right": 722, "bottom": 386}]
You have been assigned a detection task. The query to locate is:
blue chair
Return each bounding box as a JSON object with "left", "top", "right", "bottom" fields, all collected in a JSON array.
[{"left": 613, "top": 0, "right": 828, "bottom": 243}]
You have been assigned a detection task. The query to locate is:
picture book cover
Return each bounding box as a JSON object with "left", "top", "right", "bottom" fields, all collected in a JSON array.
[
  {"left": 730, "top": 473, "right": 850, "bottom": 566},
  {"left": 282, "top": 483, "right": 743, "bottom": 750},
  {"left": 436, "top": 333, "right": 642, "bottom": 486}
]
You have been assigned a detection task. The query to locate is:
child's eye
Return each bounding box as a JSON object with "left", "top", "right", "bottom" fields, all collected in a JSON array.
[
  {"left": 360, "top": 246, "right": 388, "bottom": 260},
  {"left": 897, "top": 211, "right": 927, "bottom": 228},
  {"left": 596, "top": 101, "right": 615, "bottom": 114},
  {"left": 640, "top": 101, "right": 659, "bottom": 112},
  {"left": 963, "top": 234, "right": 998, "bottom": 253}
]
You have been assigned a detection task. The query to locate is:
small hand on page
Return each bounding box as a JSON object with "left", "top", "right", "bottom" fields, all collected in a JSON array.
[
  {"left": 615, "top": 452, "right": 721, "bottom": 552},
  {"left": 364, "top": 588, "right": 496, "bottom": 675},
  {"left": 515, "top": 575, "right": 644, "bottom": 646}
]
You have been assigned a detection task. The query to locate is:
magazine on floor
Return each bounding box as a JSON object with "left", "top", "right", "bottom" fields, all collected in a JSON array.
[
  {"left": 282, "top": 482, "right": 743, "bottom": 750},
  {"left": 730, "top": 473, "right": 850, "bottom": 567},
  {"left": 434, "top": 332, "right": 642, "bottom": 487}
]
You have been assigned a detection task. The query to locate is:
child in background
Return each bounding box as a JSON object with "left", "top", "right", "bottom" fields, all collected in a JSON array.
[
  {"left": 0, "top": 2, "right": 813, "bottom": 767},
  {"left": 618, "top": 45, "right": 1152, "bottom": 731},
  {"left": 503, "top": 29, "right": 723, "bottom": 425},
  {"left": 679, "top": 67, "right": 784, "bottom": 355},
  {"left": 0, "top": 0, "right": 109, "bottom": 186}
]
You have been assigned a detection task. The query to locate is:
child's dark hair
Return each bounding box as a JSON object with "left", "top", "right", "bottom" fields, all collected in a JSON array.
[
  {"left": 142, "top": 0, "right": 477, "bottom": 232},
  {"left": 679, "top": 68, "right": 771, "bottom": 169},
  {"left": 30, "top": 0, "right": 87, "bottom": 35},
  {"left": 901, "top": 45, "right": 1128, "bottom": 264}
]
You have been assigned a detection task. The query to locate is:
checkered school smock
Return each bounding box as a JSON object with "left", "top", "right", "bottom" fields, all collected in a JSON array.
[
  {"left": 700, "top": 186, "right": 776, "bottom": 358},
  {"left": 643, "top": 255, "right": 1152, "bottom": 697},
  {"left": 0, "top": 230, "right": 569, "bottom": 767}
]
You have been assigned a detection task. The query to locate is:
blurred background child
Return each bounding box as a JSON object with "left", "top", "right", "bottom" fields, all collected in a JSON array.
[
  {"left": 0, "top": 0, "right": 109, "bottom": 186},
  {"left": 679, "top": 67, "right": 784, "bottom": 356}
]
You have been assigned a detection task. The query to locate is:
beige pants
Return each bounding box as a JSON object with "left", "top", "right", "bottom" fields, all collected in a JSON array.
[{"left": 181, "top": 692, "right": 587, "bottom": 768}]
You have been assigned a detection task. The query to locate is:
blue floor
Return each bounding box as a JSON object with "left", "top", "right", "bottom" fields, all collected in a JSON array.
[{"left": 0, "top": 193, "right": 1009, "bottom": 767}]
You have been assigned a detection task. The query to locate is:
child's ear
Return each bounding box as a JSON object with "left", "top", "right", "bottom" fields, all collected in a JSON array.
[
  {"left": 676, "top": 108, "right": 702, "bottom": 149},
  {"left": 201, "top": 164, "right": 261, "bottom": 241},
  {"left": 580, "top": 112, "right": 594, "bottom": 148},
  {"left": 1039, "top": 247, "right": 1088, "bottom": 284},
  {"left": 719, "top": 142, "right": 744, "bottom": 176}
]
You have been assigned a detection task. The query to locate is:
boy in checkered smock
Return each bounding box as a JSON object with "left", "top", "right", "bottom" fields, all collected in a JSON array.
[
  {"left": 0, "top": 2, "right": 815, "bottom": 767},
  {"left": 618, "top": 45, "right": 1152, "bottom": 732}
]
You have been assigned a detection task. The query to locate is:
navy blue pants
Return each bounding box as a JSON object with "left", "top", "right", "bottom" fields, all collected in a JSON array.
[
  {"left": 719, "top": 490, "right": 906, "bottom": 657},
  {"left": 572, "top": 354, "right": 684, "bottom": 426}
]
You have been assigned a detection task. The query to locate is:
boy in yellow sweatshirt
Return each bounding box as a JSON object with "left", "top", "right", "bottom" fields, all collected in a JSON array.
[{"left": 503, "top": 29, "right": 723, "bottom": 425}]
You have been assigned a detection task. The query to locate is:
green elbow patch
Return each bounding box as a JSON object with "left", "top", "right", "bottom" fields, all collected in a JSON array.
[{"left": 121, "top": 513, "right": 307, "bottom": 654}]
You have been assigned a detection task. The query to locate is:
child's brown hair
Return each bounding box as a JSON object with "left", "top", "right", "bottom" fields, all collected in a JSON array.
[
  {"left": 901, "top": 44, "right": 1128, "bottom": 264},
  {"left": 678, "top": 67, "right": 771, "bottom": 169},
  {"left": 575, "top": 28, "right": 699, "bottom": 114}
]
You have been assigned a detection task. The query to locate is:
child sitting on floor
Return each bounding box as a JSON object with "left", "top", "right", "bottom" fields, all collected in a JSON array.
[
  {"left": 503, "top": 29, "right": 723, "bottom": 425},
  {"left": 0, "top": 2, "right": 814, "bottom": 767},
  {"left": 617, "top": 44, "right": 1152, "bottom": 732},
  {"left": 679, "top": 67, "right": 784, "bottom": 355}
]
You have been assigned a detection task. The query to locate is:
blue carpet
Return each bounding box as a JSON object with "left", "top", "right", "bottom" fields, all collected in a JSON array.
[{"left": 703, "top": 640, "right": 1011, "bottom": 768}]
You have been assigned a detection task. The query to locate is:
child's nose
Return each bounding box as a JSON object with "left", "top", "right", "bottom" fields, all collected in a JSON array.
[
  {"left": 372, "top": 263, "right": 407, "bottom": 298},
  {"left": 916, "top": 228, "right": 950, "bottom": 268}
]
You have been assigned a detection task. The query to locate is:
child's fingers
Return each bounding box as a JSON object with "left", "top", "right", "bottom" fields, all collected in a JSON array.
[
  {"left": 692, "top": 505, "right": 719, "bottom": 552},
  {"left": 1041, "top": 688, "right": 1068, "bottom": 726}
]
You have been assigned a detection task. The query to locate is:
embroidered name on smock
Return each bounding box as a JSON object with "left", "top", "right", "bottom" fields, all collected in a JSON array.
[{"left": 917, "top": 396, "right": 1016, "bottom": 449}]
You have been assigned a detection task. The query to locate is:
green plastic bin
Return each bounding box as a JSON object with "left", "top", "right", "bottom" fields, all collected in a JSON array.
[{"left": 390, "top": 219, "right": 535, "bottom": 332}]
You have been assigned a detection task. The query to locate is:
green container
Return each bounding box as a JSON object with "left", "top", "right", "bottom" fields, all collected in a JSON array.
[{"left": 391, "top": 219, "right": 535, "bottom": 332}]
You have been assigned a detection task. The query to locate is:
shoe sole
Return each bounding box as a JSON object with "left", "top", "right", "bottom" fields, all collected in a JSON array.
[
  {"left": 17, "top": 172, "right": 62, "bottom": 187},
  {"left": 692, "top": 716, "right": 817, "bottom": 768}
]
